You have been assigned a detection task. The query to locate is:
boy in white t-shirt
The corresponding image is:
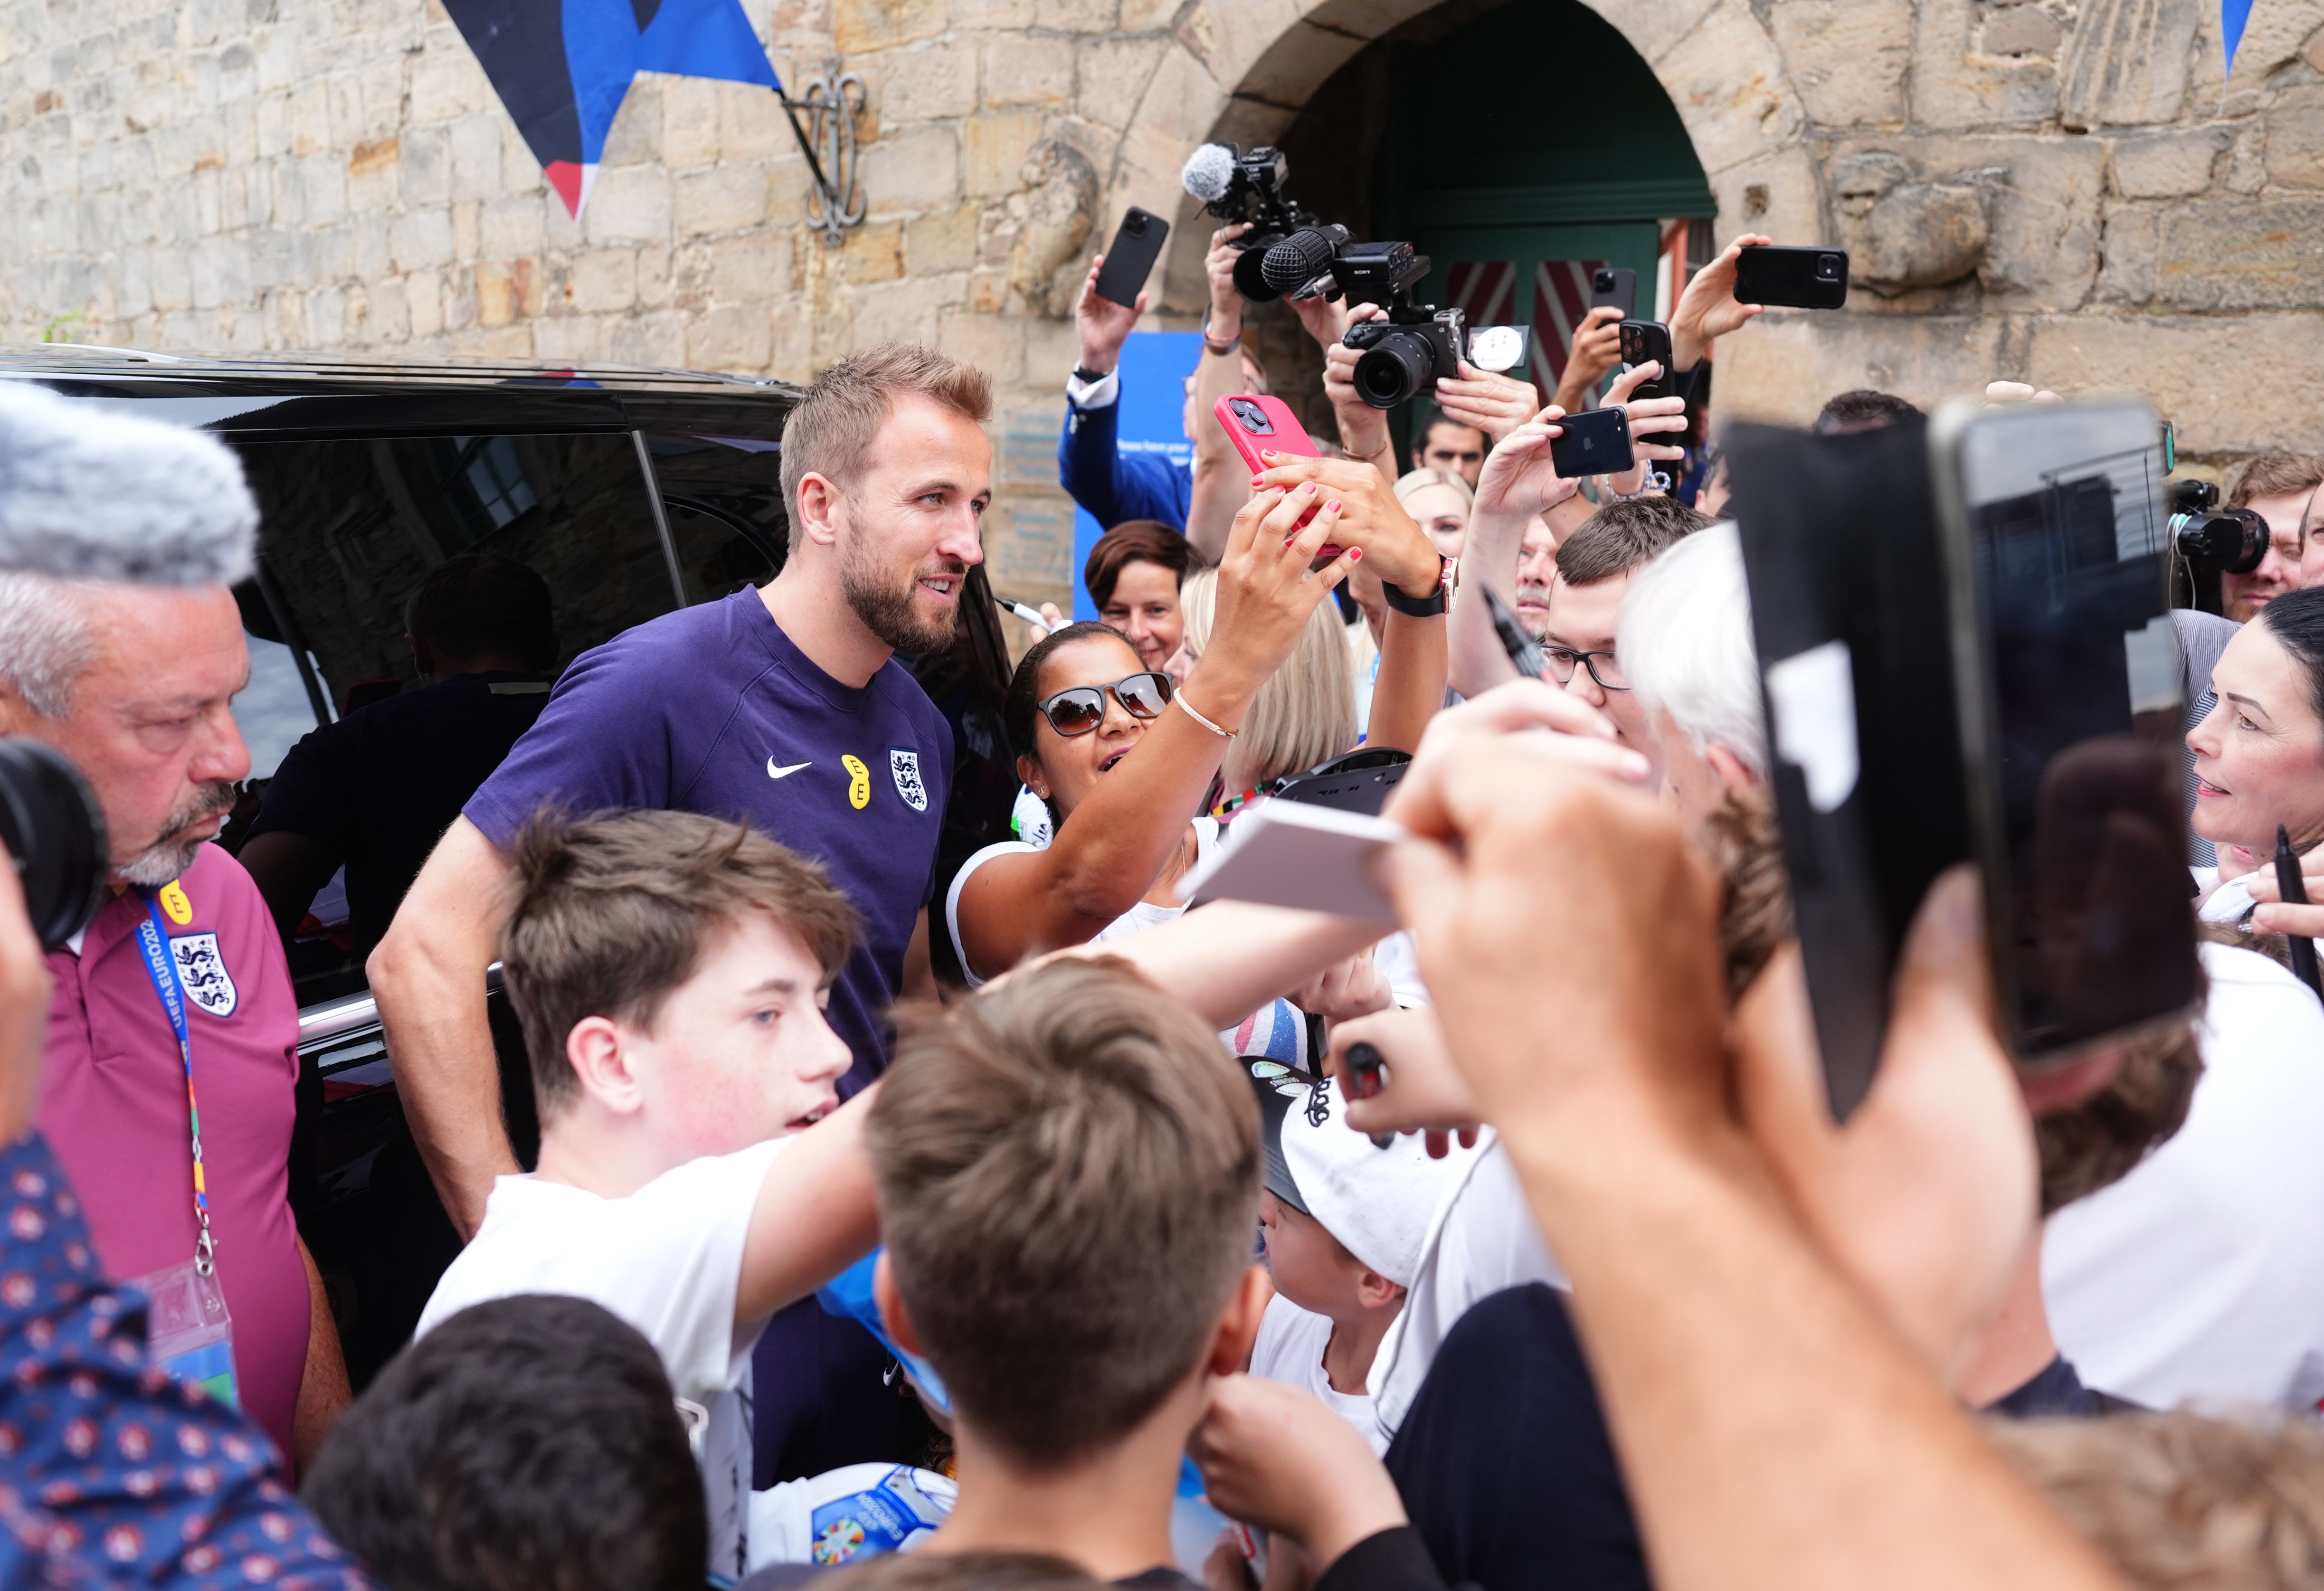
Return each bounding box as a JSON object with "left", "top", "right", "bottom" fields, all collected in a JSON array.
[
  {"left": 1248, "top": 1075, "right": 1472, "bottom": 1456},
  {"left": 415, "top": 809, "right": 882, "bottom": 1586}
]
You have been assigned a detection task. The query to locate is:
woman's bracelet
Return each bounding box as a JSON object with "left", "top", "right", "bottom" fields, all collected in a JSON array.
[{"left": 1175, "top": 691, "right": 1236, "bottom": 739}]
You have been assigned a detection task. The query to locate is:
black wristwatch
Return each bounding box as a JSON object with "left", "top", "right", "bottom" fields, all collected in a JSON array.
[
  {"left": 1072, "top": 364, "right": 1113, "bottom": 384},
  {"left": 1381, "top": 557, "right": 1451, "bottom": 618}
]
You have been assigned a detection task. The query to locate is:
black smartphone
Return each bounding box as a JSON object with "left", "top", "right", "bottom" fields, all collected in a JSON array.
[
  {"left": 1618, "top": 320, "right": 1676, "bottom": 402},
  {"left": 1092, "top": 207, "right": 1170, "bottom": 307},
  {"left": 1928, "top": 396, "right": 2198, "bottom": 1068},
  {"left": 1272, "top": 748, "right": 1412, "bottom": 816},
  {"left": 1550, "top": 406, "right": 1633, "bottom": 479},
  {"left": 1730, "top": 417, "right": 1967, "bottom": 1120},
  {"left": 1733, "top": 245, "right": 1850, "bottom": 309},
  {"left": 1589, "top": 266, "right": 1636, "bottom": 319}
]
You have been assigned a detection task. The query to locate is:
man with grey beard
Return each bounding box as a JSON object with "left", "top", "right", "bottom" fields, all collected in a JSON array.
[{"left": 0, "top": 387, "right": 352, "bottom": 1473}]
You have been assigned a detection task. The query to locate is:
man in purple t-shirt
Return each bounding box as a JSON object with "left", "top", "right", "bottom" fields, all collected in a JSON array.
[{"left": 370, "top": 342, "right": 993, "bottom": 1481}]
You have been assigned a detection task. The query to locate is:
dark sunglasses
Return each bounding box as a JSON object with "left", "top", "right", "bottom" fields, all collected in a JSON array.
[{"left": 1036, "top": 671, "right": 1175, "bottom": 738}]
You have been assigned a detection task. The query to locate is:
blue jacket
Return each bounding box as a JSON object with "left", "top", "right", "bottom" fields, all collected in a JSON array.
[{"left": 1059, "top": 391, "right": 1191, "bottom": 532}]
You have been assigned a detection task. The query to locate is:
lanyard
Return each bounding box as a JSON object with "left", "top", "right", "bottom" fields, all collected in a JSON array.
[{"left": 132, "top": 896, "right": 217, "bottom": 1277}]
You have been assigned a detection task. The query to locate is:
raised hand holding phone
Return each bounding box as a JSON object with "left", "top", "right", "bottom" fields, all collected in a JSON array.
[
  {"left": 1248, "top": 450, "right": 1444, "bottom": 605},
  {"left": 1669, "top": 230, "right": 1774, "bottom": 370},
  {"left": 1596, "top": 362, "right": 1690, "bottom": 497}
]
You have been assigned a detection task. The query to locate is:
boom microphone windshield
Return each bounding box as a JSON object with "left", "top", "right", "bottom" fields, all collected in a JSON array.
[
  {"left": 1181, "top": 143, "right": 1236, "bottom": 203},
  {"left": 1260, "top": 225, "right": 1349, "bottom": 298},
  {"left": 0, "top": 379, "right": 256, "bottom": 586}
]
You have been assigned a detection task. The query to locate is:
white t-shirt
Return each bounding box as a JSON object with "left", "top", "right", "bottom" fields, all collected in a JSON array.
[
  {"left": 417, "top": 1137, "right": 788, "bottom": 1583},
  {"left": 944, "top": 818, "right": 1220, "bottom": 989},
  {"left": 2044, "top": 942, "right": 2324, "bottom": 1411},
  {"left": 1250, "top": 1294, "right": 1388, "bottom": 1455},
  {"left": 1365, "top": 1129, "right": 1564, "bottom": 1445}
]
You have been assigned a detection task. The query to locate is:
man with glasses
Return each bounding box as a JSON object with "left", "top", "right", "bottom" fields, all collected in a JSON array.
[{"left": 1537, "top": 498, "right": 1710, "bottom": 789}]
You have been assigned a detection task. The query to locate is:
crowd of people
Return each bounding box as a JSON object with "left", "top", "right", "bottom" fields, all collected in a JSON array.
[{"left": 2, "top": 212, "right": 2324, "bottom": 1591}]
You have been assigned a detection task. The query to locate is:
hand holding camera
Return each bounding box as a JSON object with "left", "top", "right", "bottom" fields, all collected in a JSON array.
[
  {"left": 1320, "top": 304, "right": 1393, "bottom": 465},
  {"left": 1669, "top": 231, "right": 1774, "bottom": 371},
  {"left": 1203, "top": 222, "right": 1254, "bottom": 344}
]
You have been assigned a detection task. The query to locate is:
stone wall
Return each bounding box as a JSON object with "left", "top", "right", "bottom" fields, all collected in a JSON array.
[{"left": 4, "top": 0, "right": 2322, "bottom": 604}]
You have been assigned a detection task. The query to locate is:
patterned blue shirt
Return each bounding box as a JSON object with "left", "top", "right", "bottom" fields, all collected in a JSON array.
[{"left": 0, "top": 1129, "right": 372, "bottom": 1589}]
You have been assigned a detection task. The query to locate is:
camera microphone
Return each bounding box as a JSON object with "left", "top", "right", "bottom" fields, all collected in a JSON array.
[
  {"left": 1260, "top": 225, "right": 1347, "bottom": 297},
  {"left": 0, "top": 380, "right": 256, "bottom": 586},
  {"left": 1180, "top": 143, "right": 1236, "bottom": 203}
]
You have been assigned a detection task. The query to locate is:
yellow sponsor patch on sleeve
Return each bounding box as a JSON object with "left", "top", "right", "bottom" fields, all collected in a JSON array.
[{"left": 841, "top": 755, "right": 871, "bottom": 811}]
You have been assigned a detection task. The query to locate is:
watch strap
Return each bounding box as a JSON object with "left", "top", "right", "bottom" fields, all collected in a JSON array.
[{"left": 1382, "top": 557, "right": 1451, "bottom": 617}]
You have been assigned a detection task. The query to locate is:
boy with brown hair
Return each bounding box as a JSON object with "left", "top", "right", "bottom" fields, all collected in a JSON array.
[
  {"left": 418, "top": 808, "right": 884, "bottom": 1582},
  {"left": 863, "top": 956, "right": 1425, "bottom": 1587}
]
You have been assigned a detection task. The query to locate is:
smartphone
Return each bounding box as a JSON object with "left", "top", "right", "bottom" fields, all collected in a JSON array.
[
  {"left": 1091, "top": 207, "right": 1170, "bottom": 307},
  {"left": 1549, "top": 406, "right": 1634, "bottom": 479},
  {"left": 1589, "top": 266, "right": 1636, "bottom": 319},
  {"left": 1214, "top": 394, "right": 1340, "bottom": 556},
  {"left": 1618, "top": 320, "right": 1676, "bottom": 402},
  {"left": 1176, "top": 800, "right": 1404, "bottom": 924},
  {"left": 1928, "top": 395, "right": 2198, "bottom": 1067},
  {"left": 1733, "top": 245, "right": 1850, "bottom": 309},
  {"left": 1730, "top": 417, "right": 1967, "bottom": 1119}
]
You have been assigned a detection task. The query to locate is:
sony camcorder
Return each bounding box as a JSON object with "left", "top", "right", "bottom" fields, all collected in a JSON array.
[{"left": 1254, "top": 228, "right": 1464, "bottom": 410}]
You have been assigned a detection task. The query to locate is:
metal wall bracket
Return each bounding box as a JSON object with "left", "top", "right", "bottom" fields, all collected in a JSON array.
[{"left": 776, "top": 64, "right": 866, "bottom": 248}]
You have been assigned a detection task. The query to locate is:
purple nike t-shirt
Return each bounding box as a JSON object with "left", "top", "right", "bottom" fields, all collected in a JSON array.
[{"left": 464, "top": 587, "right": 952, "bottom": 1096}]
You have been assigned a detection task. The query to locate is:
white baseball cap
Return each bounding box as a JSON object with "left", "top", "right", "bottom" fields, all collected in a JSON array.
[{"left": 1278, "top": 1078, "right": 1476, "bottom": 1289}]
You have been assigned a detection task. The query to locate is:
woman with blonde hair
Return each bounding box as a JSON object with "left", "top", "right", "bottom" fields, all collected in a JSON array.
[
  {"left": 1393, "top": 466, "right": 1474, "bottom": 560},
  {"left": 1171, "top": 567, "right": 1360, "bottom": 815}
]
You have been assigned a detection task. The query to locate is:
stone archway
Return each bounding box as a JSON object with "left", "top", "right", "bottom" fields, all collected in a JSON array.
[{"left": 1091, "top": 0, "right": 1826, "bottom": 414}]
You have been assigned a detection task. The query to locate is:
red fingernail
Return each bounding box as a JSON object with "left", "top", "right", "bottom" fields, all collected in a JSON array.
[
  {"left": 1261, "top": 449, "right": 1279, "bottom": 459},
  {"left": 1300, "top": 482, "right": 1317, "bottom": 493},
  {"left": 1349, "top": 547, "right": 1363, "bottom": 561},
  {"left": 1251, "top": 476, "right": 1265, "bottom": 487}
]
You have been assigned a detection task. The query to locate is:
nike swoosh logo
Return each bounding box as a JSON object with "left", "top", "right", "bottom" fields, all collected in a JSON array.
[{"left": 766, "top": 759, "right": 812, "bottom": 779}]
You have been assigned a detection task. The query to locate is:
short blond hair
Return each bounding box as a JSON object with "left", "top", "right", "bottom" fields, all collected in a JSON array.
[
  {"left": 1988, "top": 1411, "right": 2324, "bottom": 1589},
  {"left": 1392, "top": 466, "right": 1474, "bottom": 514},
  {"left": 778, "top": 343, "right": 993, "bottom": 548},
  {"left": 1177, "top": 570, "right": 1357, "bottom": 788}
]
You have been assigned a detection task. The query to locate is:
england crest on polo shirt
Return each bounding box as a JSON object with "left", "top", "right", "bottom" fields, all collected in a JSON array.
[
  {"left": 889, "top": 749, "right": 928, "bottom": 813},
  {"left": 168, "top": 933, "right": 238, "bottom": 1018}
]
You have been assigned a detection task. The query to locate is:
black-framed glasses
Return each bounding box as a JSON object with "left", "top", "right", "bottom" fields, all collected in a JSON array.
[
  {"left": 1036, "top": 671, "right": 1175, "bottom": 737},
  {"left": 1544, "top": 646, "right": 1630, "bottom": 691}
]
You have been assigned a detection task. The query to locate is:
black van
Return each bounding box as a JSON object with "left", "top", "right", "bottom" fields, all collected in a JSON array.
[{"left": 3, "top": 347, "right": 809, "bottom": 1382}]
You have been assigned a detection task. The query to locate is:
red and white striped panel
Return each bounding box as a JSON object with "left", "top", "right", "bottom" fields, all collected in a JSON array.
[{"left": 1438, "top": 258, "right": 1607, "bottom": 408}]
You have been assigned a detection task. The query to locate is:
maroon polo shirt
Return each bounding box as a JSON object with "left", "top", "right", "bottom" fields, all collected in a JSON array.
[{"left": 40, "top": 843, "right": 309, "bottom": 1466}]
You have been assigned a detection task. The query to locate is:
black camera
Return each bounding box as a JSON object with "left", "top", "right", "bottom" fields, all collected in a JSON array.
[
  {"left": 2169, "top": 479, "right": 2268, "bottom": 575},
  {"left": 1179, "top": 142, "right": 1317, "bottom": 303},
  {"left": 1329, "top": 241, "right": 1463, "bottom": 410},
  {"left": 0, "top": 738, "right": 109, "bottom": 950}
]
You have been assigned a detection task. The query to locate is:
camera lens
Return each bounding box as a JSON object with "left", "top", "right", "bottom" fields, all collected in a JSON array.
[
  {"left": 1354, "top": 333, "right": 1431, "bottom": 410},
  {"left": 1231, "top": 244, "right": 1282, "bottom": 304},
  {"left": 1816, "top": 254, "right": 1841, "bottom": 281},
  {"left": 0, "top": 738, "right": 109, "bottom": 951},
  {"left": 1124, "top": 213, "right": 1147, "bottom": 237}
]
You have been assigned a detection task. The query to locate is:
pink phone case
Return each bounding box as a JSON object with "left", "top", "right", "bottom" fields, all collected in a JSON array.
[{"left": 1213, "top": 395, "right": 1343, "bottom": 558}]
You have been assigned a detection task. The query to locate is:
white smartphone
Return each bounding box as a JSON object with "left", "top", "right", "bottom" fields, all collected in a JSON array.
[{"left": 1174, "top": 801, "right": 1406, "bottom": 924}]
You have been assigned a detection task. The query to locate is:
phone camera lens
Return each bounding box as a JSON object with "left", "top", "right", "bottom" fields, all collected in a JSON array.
[{"left": 1816, "top": 255, "right": 1841, "bottom": 281}]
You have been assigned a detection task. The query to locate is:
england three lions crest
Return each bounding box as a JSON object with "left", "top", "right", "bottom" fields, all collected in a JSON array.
[
  {"left": 889, "top": 749, "right": 928, "bottom": 813},
  {"left": 169, "top": 933, "right": 238, "bottom": 1018}
]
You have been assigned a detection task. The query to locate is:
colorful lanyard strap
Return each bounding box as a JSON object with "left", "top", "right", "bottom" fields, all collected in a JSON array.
[{"left": 132, "top": 896, "right": 216, "bottom": 1277}]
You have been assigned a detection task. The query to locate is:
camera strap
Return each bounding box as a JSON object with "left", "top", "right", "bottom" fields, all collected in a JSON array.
[{"left": 133, "top": 895, "right": 217, "bottom": 1278}]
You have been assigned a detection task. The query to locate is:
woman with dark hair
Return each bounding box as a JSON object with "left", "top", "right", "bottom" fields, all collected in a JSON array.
[
  {"left": 2189, "top": 585, "right": 2324, "bottom": 927},
  {"left": 943, "top": 491, "right": 1352, "bottom": 987},
  {"left": 1084, "top": 520, "right": 1195, "bottom": 672}
]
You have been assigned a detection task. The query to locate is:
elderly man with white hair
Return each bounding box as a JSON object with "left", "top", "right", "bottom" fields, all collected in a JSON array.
[
  {"left": 0, "top": 379, "right": 350, "bottom": 1471},
  {"left": 1615, "top": 519, "right": 1766, "bottom": 824}
]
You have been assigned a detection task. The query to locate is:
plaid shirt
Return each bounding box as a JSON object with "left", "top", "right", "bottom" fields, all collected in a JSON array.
[{"left": 0, "top": 1129, "right": 372, "bottom": 1589}]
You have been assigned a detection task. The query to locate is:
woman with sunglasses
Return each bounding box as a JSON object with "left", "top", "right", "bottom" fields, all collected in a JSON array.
[{"left": 944, "top": 485, "right": 1358, "bottom": 985}]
